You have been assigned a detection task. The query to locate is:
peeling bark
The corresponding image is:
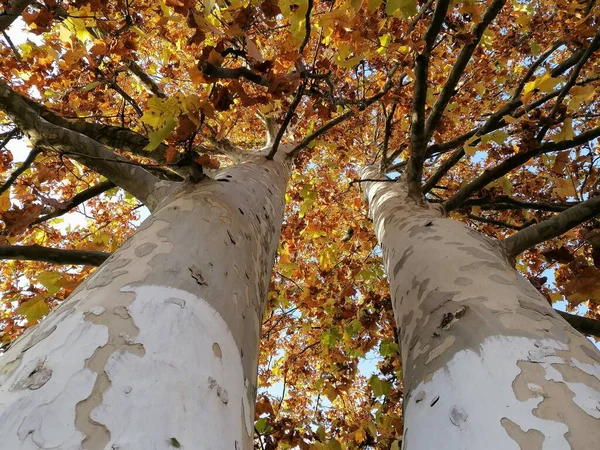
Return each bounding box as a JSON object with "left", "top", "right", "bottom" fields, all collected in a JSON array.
[
  {"left": 360, "top": 165, "right": 600, "bottom": 450},
  {"left": 0, "top": 151, "right": 291, "bottom": 450}
]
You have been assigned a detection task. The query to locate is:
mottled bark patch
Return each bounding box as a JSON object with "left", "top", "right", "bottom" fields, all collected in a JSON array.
[
  {"left": 393, "top": 246, "right": 414, "bottom": 276},
  {"left": 501, "top": 418, "right": 544, "bottom": 450},
  {"left": 135, "top": 242, "right": 157, "bottom": 257},
  {"left": 453, "top": 277, "right": 473, "bottom": 286}
]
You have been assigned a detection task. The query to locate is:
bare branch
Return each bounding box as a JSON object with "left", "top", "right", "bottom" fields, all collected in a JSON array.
[
  {"left": 557, "top": 310, "right": 600, "bottom": 339},
  {"left": 32, "top": 180, "right": 116, "bottom": 225},
  {"left": 0, "top": 146, "right": 41, "bottom": 196},
  {"left": 288, "top": 65, "right": 401, "bottom": 158},
  {"left": 95, "top": 69, "right": 143, "bottom": 116},
  {"left": 536, "top": 29, "right": 600, "bottom": 142},
  {"left": 423, "top": 0, "right": 507, "bottom": 142},
  {"left": 511, "top": 41, "right": 564, "bottom": 100},
  {"left": 503, "top": 194, "right": 600, "bottom": 257},
  {"left": 443, "top": 125, "right": 600, "bottom": 212},
  {"left": 380, "top": 103, "right": 398, "bottom": 170},
  {"left": 199, "top": 62, "right": 268, "bottom": 87},
  {"left": 267, "top": 81, "right": 306, "bottom": 159},
  {"left": 16, "top": 90, "right": 169, "bottom": 162},
  {"left": 298, "top": 0, "right": 314, "bottom": 55},
  {"left": 0, "top": 244, "right": 110, "bottom": 266},
  {"left": 0, "top": 80, "right": 163, "bottom": 209},
  {"left": 467, "top": 213, "right": 525, "bottom": 231},
  {"left": 407, "top": 0, "right": 451, "bottom": 198},
  {"left": 2, "top": 30, "right": 21, "bottom": 61},
  {"left": 422, "top": 147, "right": 464, "bottom": 193},
  {"left": 256, "top": 110, "right": 278, "bottom": 147},
  {"left": 0, "top": 0, "right": 34, "bottom": 32},
  {"left": 127, "top": 60, "right": 165, "bottom": 98},
  {"left": 462, "top": 195, "right": 575, "bottom": 213},
  {"left": 550, "top": 38, "right": 600, "bottom": 78},
  {"left": 427, "top": 75, "right": 600, "bottom": 158}
]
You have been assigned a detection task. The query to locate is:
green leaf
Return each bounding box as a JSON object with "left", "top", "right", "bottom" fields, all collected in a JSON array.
[
  {"left": 551, "top": 118, "right": 574, "bottom": 142},
  {"left": 463, "top": 135, "right": 479, "bottom": 156},
  {"left": 379, "top": 339, "right": 399, "bottom": 357},
  {"left": 37, "top": 271, "right": 63, "bottom": 296},
  {"left": 145, "top": 116, "right": 177, "bottom": 151},
  {"left": 498, "top": 177, "right": 512, "bottom": 195},
  {"left": 368, "top": 0, "right": 384, "bottom": 12},
  {"left": 316, "top": 425, "right": 327, "bottom": 442},
  {"left": 82, "top": 81, "right": 102, "bottom": 92},
  {"left": 255, "top": 417, "right": 270, "bottom": 434},
  {"left": 346, "top": 319, "right": 362, "bottom": 336},
  {"left": 481, "top": 130, "right": 509, "bottom": 146},
  {"left": 391, "top": 440, "right": 401, "bottom": 450},
  {"left": 16, "top": 296, "right": 50, "bottom": 323},
  {"left": 386, "top": 0, "right": 417, "bottom": 19},
  {"left": 169, "top": 437, "right": 181, "bottom": 448},
  {"left": 369, "top": 375, "right": 392, "bottom": 397}
]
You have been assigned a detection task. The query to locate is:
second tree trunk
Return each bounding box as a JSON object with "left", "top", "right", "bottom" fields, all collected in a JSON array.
[{"left": 361, "top": 165, "right": 600, "bottom": 450}]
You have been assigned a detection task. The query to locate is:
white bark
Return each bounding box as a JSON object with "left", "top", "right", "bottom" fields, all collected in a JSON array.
[
  {"left": 0, "top": 151, "right": 291, "bottom": 450},
  {"left": 360, "top": 165, "right": 600, "bottom": 450}
]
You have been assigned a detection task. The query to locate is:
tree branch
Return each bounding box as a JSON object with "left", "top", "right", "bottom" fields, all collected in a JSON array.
[
  {"left": 0, "top": 244, "right": 110, "bottom": 266},
  {"left": 422, "top": 147, "right": 464, "bottom": 193},
  {"left": 2, "top": 30, "right": 21, "bottom": 61},
  {"left": 0, "top": 0, "right": 34, "bottom": 32},
  {"left": 503, "top": 194, "right": 600, "bottom": 257},
  {"left": 298, "top": 0, "right": 314, "bottom": 54},
  {"left": 17, "top": 93, "right": 169, "bottom": 162},
  {"left": 511, "top": 41, "right": 564, "bottom": 100},
  {"left": 267, "top": 81, "right": 306, "bottom": 159},
  {"left": 32, "top": 180, "right": 116, "bottom": 225},
  {"left": 0, "top": 80, "right": 163, "bottom": 209},
  {"left": 288, "top": 65, "right": 401, "bottom": 158},
  {"left": 443, "top": 125, "right": 600, "bottom": 212},
  {"left": 536, "top": 29, "right": 600, "bottom": 142},
  {"left": 0, "top": 146, "right": 41, "bottom": 196},
  {"left": 462, "top": 195, "right": 575, "bottom": 213},
  {"left": 557, "top": 310, "right": 600, "bottom": 339},
  {"left": 426, "top": 74, "right": 600, "bottom": 158},
  {"left": 407, "top": 0, "right": 451, "bottom": 198},
  {"left": 127, "top": 60, "right": 166, "bottom": 98},
  {"left": 467, "top": 213, "right": 525, "bottom": 230},
  {"left": 423, "top": 0, "right": 507, "bottom": 142},
  {"left": 380, "top": 103, "right": 397, "bottom": 170},
  {"left": 199, "top": 61, "right": 268, "bottom": 87},
  {"left": 95, "top": 69, "right": 143, "bottom": 117}
]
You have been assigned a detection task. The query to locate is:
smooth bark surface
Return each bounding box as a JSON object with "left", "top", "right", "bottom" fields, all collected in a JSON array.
[
  {"left": 0, "top": 151, "right": 291, "bottom": 450},
  {"left": 361, "top": 165, "right": 600, "bottom": 450}
]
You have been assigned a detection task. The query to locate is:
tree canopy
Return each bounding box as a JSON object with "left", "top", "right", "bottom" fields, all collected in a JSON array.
[{"left": 1, "top": 0, "right": 599, "bottom": 448}]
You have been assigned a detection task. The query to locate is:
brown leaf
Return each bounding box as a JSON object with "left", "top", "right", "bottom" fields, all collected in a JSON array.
[{"left": 541, "top": 246, "right": 574, "bottom": 264}]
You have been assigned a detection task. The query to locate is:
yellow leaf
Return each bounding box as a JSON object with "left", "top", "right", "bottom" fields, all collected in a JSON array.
[
  {"left": 524, "top": 73, "right": 560, "bottom": 94},
  {"left": 503, "top": 115, "right": 518, "bottom": 124},
  {"left": 145, "top": 117, "right": 177, "bottom": 151},
  {"left": 548, "top": 291, "right": 563, "bottom": 303},
  {"left": 386, "top": 0, "right": 416, "bottom": 19},
  {"left": 0, "top": 191, "right": 11, "bottom": 211},
  {"left": 463, "top": 135, "right": 479, "bottom": 156},
  {"left": 16, "top": 296, "right": 50, "bottom": 323},
  {"left": 368, "top": 0, "right": 383, "bottom": 12},
  {"left": 568, "top": 85, "right": 595, "bottom": 111},
  {"left": 553, "top": 178, "right": 577, "bottom": 199},
  {"left": 481, "top": 130, "right": 509, "bottom": 145},
  {"left": 551, "top": 118, "right": 574, "bottom": 142},
  {"left": 354, "top": 427, "right": 366, "bottom": 443}
]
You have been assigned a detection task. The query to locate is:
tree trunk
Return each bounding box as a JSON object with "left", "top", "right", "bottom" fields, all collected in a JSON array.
[
  {"left": 0, "top": 153, "right": 291, "bottom": 450},
  {"left": 360, "top": 165, "right": 600, "bottom": 450}
]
